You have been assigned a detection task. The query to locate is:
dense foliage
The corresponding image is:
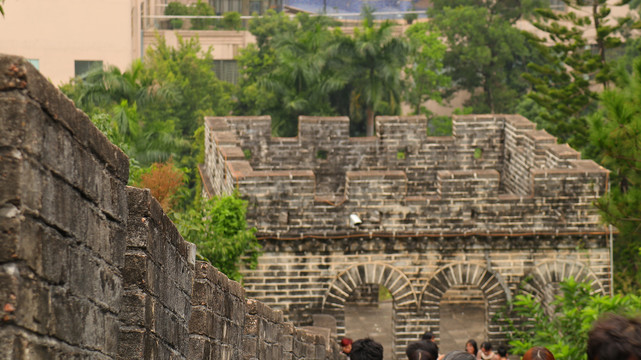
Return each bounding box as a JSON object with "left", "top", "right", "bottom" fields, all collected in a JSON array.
[
  {"left": 404, "top": 22, "right": 450, "bottom": 116},
  {"left": 523, "top": 0, "right": 633, "bottom": 151},
  {"left": 428, "top": 0, "right": 546, "bottom": 113},
  {"left": 165, "top": 1, "right": 241, "bottom": 30},
  {"left": 589, "top": 59, "right": 641, "bottom": 293},
  {"left": 173, "top": 193, "right": 261, "bottom": 282},
  {"left": 236, "top": 9, "right": 420, "bottom": 136},
  {"left": 506, "top": 277, "right": 641, "bottom": 360}
]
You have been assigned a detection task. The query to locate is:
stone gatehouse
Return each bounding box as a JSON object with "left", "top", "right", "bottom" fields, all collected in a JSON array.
[{"left": 201, "top": 114, "right": 613, "bottom": 359}]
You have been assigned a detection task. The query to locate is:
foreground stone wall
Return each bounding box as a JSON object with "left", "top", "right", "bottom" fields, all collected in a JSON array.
[
  {"left": 0, "top": 55, "right": 340, "bottom": 359},
  {"left": 0, "top": 54, "right": 129, "bottom": 359}
]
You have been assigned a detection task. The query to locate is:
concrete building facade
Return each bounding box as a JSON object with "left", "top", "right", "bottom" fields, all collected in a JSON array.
[{"left": 0, "top": 0, "right": 146, "bottom": 85}]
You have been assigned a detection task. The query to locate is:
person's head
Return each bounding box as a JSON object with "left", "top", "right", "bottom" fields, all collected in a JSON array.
[
  {"left": 497, "top": 345, "right": 508, "bottom": 357},
  {"left": 406, "top": 340, "right": 439, "bottom": 360},
  {"left": 421, "top": 331, "right": 435, "bottom": 342},
  {"left": 480, "top": 342, "right": 493, "bottom": 355},
  {"left": 587, "top": 314, "right": 641, "bottom": 360},
  {"left": 443, "top": 350, "right": 476, "bottom": 360},
  {"left": 410, "top": 350, "right": 435, "bottom": 360},
  {"left": 465, "top": 340, "right": 478, "bottom": 355},
  {"left": 341, "top": 337, "right": 353, "bottom": 354},
  {"left": 351, "top": 338, "right": 384, "bottom": 360},
  {"left": 522, "top": 347, "right": 555, "bottom": 360}
]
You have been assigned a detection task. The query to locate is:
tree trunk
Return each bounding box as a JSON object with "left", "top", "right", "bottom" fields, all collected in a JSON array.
[{"left": 366, "top": 108, "right": 375, "bottom": 136}]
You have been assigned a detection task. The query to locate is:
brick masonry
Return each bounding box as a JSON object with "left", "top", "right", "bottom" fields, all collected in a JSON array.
[
  {"left": 202, "top": 115, "right": 613, "bottom": 359},
  {"left": 0, "top": 54, "right": 340, "bottom": 360}
]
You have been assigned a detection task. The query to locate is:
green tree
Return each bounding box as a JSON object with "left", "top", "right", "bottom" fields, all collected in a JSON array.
[
  {"left": 404, "top": 22, "right": 450, "bottom": 115},
  {"left": 65, "top": 59, "right": 178, "bottom": 112},
  {"left": 190, "top": 0, "right": 216, "bottom": 30},
  {"left": 247, "top": 10, "right": 298, "bottom": 53},
  {"left": 143, "top": 34, "right": 233, "bottom": 137},
  {"left": 172, "top": 193, "right": 261, "bottom": 282},
  {"left": 523, "top": 0, "right": 632, "bottom": 150},
  {"left": 429, "top": 0, "right": 544, "bottom": 113},
  {"left": 506, "top": 277, "right": 641, "bottom": 360},
  {"left": 61, "top": 61, "right": 187, "bottom": 165},
  {"left": 165, "top": 1, "right": 189, "bottom": 29},
  {"left": 236, "top": 12, "right": 347, "bottom": 135},
  {"left": 258, "top": 14, "right": 345, "bottom": 135},
  {"left": 220, "top": 11, "right": 242, "bottom": 30},
  {"left": 338, "top": 7, "right": 409, "bottom": 136},
  {"left": 590, "top": 59, "right": 641, "bottom": 292},
  {"left": 234, "top": 10, "right": 296, "bottom": 126}
]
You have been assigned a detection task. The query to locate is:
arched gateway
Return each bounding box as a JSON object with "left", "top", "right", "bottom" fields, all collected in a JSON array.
[
  {"left": 420, "top": 262, "right": 510, "bottom": 346},
  {"left": 322, "top": 263, "right": 417, "bottom": 358},
  {"left": 202, "top": 114, "right": 613, "bottom": 359}
]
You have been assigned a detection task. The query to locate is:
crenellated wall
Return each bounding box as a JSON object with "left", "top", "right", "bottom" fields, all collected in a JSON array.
[
  {"left": 0, "top": 54, "right": 340, "bottom": 360},
  {"left": 203, "top": 114, "right": 608, "bottom": 236}
]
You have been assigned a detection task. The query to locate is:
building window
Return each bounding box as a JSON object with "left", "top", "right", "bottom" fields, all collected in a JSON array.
[
  {"left": 27, "top": 59, "right": 40, "bottom": 70},
  {"left": 210, "top": 0, "right": 242, "bottom": 15},
  {"left": 550, "top": 0, "right": 565, "bottom": 11},
  {"left": 249, "top": 0, "right": 262, "bottom": 14},
  {"left": 213, "top": 60, "right": 239, "bottom": 85},
  {"left": 74, "top": 60, "right": 103, "bottom": 77}
]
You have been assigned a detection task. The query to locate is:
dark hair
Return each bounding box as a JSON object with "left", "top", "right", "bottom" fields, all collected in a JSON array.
[
  {"left": 421, "top": 331, "right": 435, "bottom": 341},
  {"left": 465, "top": 339, "right": 478, "bottom": 355},
  {"left": 587, "top": 314, "right": 641, "bottom": 360},
  {"left": 351, "top": 338, "right": 384, "bottom": 360},
  {"left": 522, "top": 347, "right": 555, "bottom": 360},
  {"left": 410, "top": 350, "right": 435, "bottom": 360},
  {"left": 480, "top": 342, "right": 492, "bottom": 351},
  {"left": 406, "top": 340, "right": 439, "bottom": 360},
  {"left": 443, "top": 350, "right": 475, "bottom": 360},
  {"left": 497, "top": 345, "right": 507, "bottom": 357}
]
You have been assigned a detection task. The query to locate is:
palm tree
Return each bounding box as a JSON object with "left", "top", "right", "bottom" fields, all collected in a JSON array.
[
  {"left": 73, "top": 59, "right": 179, "bottom": 111},
  {"left": 259, "top": 14, "right": 347, "bottom": 135},
  {"left": 62, "top": 60, "right": 186, "bottom": 165},
  {"left": 337, "top": 8, "right": 409, "bottom": 136}
]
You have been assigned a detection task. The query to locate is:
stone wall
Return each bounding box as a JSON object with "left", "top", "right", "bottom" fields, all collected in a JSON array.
[
  {"left": 1, "top": 54, "right": 129, "bottom": 359},
  {"left": 202, "top": 115, "right": 613, "bottom": 359},
  {"left": 0, "top": 54, "right": 340, "bottom": 359},
  {"left": 202, "top": 114, "right": 609, "bottom": 236},
  {"left": 242, "top": 235, "right": 611, "bottom": 359}
]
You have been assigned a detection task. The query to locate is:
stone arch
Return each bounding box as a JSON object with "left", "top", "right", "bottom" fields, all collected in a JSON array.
[
  {"left": 321, "top": 262, "right": 418, "bottom": 360},
  {"left": 522, "top": 259, "right": 606, "bottom": 311},
  {"left": 419, "top": 262, "right": 510, "bottom": 345},
  {"left": 322, "top": 262, "right": 418, "bottom": 311}
]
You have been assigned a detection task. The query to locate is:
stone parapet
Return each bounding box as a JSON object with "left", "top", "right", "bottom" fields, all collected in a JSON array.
[
  {"left": 119, "top": 187, "right": 197, "bottom": 359},
  {"left": 203, "top": 114, "right": 609, "bottom": 237},
  {"left": 0, "top": 54, "right": 128, "bottom": 359}
]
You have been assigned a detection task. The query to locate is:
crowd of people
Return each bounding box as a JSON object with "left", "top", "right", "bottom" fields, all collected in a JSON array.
[{"left": 339, "top": 314, "right": 641, "bottom": 360}]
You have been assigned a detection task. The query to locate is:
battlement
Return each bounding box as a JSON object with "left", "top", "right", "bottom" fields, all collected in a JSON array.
[{"left": 202, "top": 115, "right": 609, "bottom": 237}]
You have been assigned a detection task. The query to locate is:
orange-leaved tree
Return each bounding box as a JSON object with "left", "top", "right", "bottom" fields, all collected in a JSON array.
[{"left": 138, "top": 159, "right": 186, "bottom": 211}]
